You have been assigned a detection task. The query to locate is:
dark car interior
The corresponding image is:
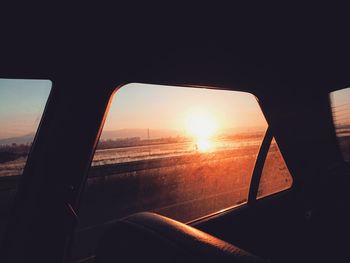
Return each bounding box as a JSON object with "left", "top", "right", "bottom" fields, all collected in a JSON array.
[{"left": 1, "top": 15, "right": 350, "bottom": 263}]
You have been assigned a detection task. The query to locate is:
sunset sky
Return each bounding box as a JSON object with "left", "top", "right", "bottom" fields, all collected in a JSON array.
[
  {"left": 331, "top": 87, "right": 350, "bottom": 106},
  {"left": 0, "top": 79, "right": 266, "bottom": 142},
  {"left": 103, "top": 83, "right": 267, "bottom": 137},
  {"left": 0, "top": 80, "right": 268, "bottom": 141},
  {"left": 0, "top": 79, "right": 51, "bottom": 140},
  {"left": 330, "top": 87, "right": 350, "bottom": 127},
  {"left": 3, "top": 79, "right": 350, "bottom": 142}
]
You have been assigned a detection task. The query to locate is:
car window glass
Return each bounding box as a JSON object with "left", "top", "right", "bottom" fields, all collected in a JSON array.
[
  {"left": 0, "top": 78, "right": 51, "bottom": 245},
  {"left": 330, "top": 87, "right": 350, "bottom": 161},
  {"left": 257, "top": 137, "right": 293, "bottom": 199}
]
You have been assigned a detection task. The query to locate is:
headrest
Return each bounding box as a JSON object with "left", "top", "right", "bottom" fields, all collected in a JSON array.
[{"left": 95, "top": 212, "right": 267, "bottom": 263}]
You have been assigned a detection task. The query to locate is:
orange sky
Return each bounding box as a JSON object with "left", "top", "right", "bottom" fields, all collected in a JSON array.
[
  {"left": 103, "top": 83, "right": 267, "bottom": 138},
  {"left": 0, "top": 80, "right": 268, "bottom": 142}
]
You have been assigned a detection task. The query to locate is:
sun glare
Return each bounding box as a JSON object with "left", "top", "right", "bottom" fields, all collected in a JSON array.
[
  {"left": 196, "top": 138, "right": 212, "bottom": 152},
  {"left": 186, "top": 110, "right": 218, "bottom": 152}
]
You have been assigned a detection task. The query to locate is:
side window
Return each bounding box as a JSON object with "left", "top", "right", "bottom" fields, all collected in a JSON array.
[
  {"left": 73, "top": 83, "right": 293, "bottom": 262},
  {"left": 330, "top": 87, "right": 350, "bottom": 161},
  {"left": 257, "top": 138, "right": 293, "bottom": 199},
  {"left": 85, "top": 84, "right": 268, "bottom": 221},
  {"left": 0, "top": 79, "right": 51, "bottom": 243}
]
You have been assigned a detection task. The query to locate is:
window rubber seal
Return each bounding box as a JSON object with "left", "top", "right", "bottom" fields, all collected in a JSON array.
[{"left": 248, "top": 126, "right": 273, "bottom": 205}]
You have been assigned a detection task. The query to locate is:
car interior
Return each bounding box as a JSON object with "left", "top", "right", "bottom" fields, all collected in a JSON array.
[{"left": 1, "top": 20, "right": 350, "bottom": 263}]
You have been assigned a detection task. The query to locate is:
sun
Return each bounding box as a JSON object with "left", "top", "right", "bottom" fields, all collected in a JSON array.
[{"left": 185, "top": 110, "right": 218, "bottom": 152}]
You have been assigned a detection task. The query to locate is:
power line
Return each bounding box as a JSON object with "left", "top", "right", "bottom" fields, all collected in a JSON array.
[
  {"left": 332, "top": 102, "right": 350, "bottom": 108},
  {"left": 332, "top": 107, "right": 350, "bottom": 113},
  {"left": 335, "top": 124, "right": 350, "bottom": 127},
  {"left": 334, "top": 118, "right": 350, "bottom": 124},
  {"left": 333, "top": 112, "right": 350, "bottom": 118}
]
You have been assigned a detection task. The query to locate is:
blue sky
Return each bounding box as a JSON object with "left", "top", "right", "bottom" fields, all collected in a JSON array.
[{"left": 0, "top": 79, "right": 51, "bottom": 139}]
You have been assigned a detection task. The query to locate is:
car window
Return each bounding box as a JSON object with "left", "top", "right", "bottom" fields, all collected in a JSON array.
[
  {"left": 330, "top": 87, "right": 350, "bottom": 161},
  {"left": 257, "top": 138, "right": 293, "bottom": 199},
  {"left": 0, "top": 78, "right": 51, "bottom": 244},
  {"left": 72, "top": 83, "right": 293, "bottom": 262}
]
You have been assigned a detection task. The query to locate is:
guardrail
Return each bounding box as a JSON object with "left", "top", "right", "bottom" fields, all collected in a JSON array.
[
  {"left": 89, "top": 147, "right": 257, "bottom": 177},
  {"left": 0, "top": 146, "right": 258, "bottom": 187}
]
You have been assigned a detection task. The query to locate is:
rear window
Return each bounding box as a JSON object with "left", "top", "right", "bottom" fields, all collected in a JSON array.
[
  {"left": 0, "top": 78, "right": 51, "bottom": 244},
  {"left": 73, "top": 83, "right": 293, "bottom": 262},
  {"left": 330, "top": 87, "right": 350, "bottom": 161}
]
